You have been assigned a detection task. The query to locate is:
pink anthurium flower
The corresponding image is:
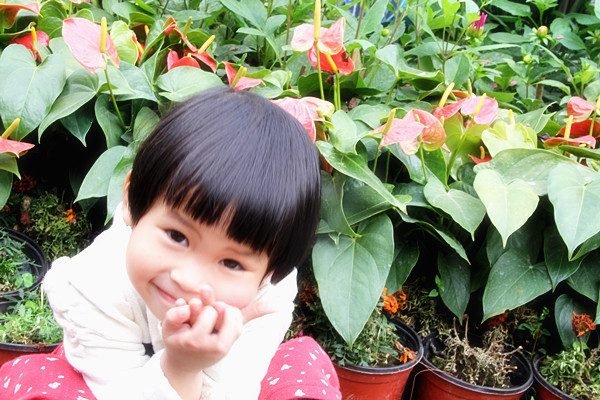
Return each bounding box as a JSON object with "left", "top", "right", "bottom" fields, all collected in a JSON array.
[
  {"left": 0, "top": 2, "right": 40, "bottom": 28},
  {"left": 291, "top": 18, "right": 355, "bottom": 76},
  {"left": 434, "top": 95, "right": 498, "bottom": 125},
  {"left": 9, "top": 30, "right": 49, "bottom": 61},
  {"left": 370, "top": 116, "right": 425, "bottom": 155},
  {"left": 62, "top": 17, "right": 120, "bottom": 74},
  {"left": 300, "top": 96, "right": 335, "bottom": 121},
  {"left": 167, "top": 50, "right": 200, "bottom": 70},
  {"left": 544, "top": 135, "right": 596, "bottom": 149},
  {"left": 403, "top": 109, "right": 445, "bottom": 151},
  {"left": 272, "top": 97, "right": 317, "bottom": 143},
  {"left": 567, "top": 96, "right": 596, "bottom": 122},
  {"left": 184, "top": 50, "right": 216, "bottom": 73},
  {"left": 223, "top": 62, "right": 264, "bottom": 91},
  {"left": 0, "top": 138, "right": 34, "bottom": 156}
]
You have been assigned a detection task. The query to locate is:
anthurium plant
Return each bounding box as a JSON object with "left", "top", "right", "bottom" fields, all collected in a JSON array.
[{"left": 0, "top": 0, "right": 599, "bottom": 357}]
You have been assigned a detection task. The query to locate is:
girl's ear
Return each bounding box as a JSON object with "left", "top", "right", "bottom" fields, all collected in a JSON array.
[{"left": 122, "top": 171, "right": 133, "bottom": 226}]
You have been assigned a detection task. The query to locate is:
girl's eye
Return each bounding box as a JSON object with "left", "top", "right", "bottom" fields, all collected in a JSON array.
[
  {"left": 167, "top": 230, "right": 188, "bottom": 246},
  {"left": 221, "top": 259, "right": 244, "bottom": 271}
]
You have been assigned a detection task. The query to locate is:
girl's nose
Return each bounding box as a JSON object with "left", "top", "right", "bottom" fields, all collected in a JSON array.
[{"left": 170, "top": 264, "right": 208, "bottom": 295}]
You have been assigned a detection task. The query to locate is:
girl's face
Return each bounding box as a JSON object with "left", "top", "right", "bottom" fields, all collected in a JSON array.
[{"left": 122, "top": 200, "right": 270, "bottom": 321}]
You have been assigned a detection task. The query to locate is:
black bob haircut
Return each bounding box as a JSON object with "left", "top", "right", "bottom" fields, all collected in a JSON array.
[{"left": 127, "top": 87, "right": 321, "bottom": 284}]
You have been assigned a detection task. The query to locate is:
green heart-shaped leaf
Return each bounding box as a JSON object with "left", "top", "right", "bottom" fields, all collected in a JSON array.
[
  {"left": 474, "top": 169, "right": 539, "bottom": 247},
  {"left": 544, "top": 226, "right": 583, "bottom": 289},
  {"left": 312, "top": 215, "right": 394, "bottom": 345},
  {"left": 0, "top": 44, "right": 66, "bottom": 140},
  {"left": 317, "top": 141, "right": 408, "bottom": 213},
  {"left": 424, "top": 178, "right": 486, "bottom": 240},
  {"left": 437, "top": 252, "right": 470, "bottom": 320},
  {"left": 483, "top": 248, "right": 552, "bottom": 321},
  {"left": 548, "top": 164, "right": 600, "bottom": 257}
]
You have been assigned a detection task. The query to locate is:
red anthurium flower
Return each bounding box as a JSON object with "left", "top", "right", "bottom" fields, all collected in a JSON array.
[
  {"left": 567, "top": 96, "right": 596, "bottom": 122},
  {"left": 557, "top": 119, "right": 600, "bottom": 138},
  {"left": 403, "top": 109, "right": 445, "bottom": 151},
  {"left": 167, "top": 50, "right": 200, "bottom": 71},
  {"left": 370, "top": 116, "right": 425, "bottom": 155},
  {"left": 544, "top": 135, "right": 596, "bottom": 149},
  {"left": 184, "top": 50, "right": 216, "bottom": 73},
  {"left": 224, "top": 62, "right": 264, "bottom": 91},
  {"left": 469, "top": 154, "right": 492, "bottom": 163},
  {"left": 272, "top": 97, "right": 317, "bottom": 143},
  {"left": 308, "top": 45, "right": 355, "bottom": 75},
  {"left": 291, "top": 18, "right": 354, "bottom": 76},
  {"left": 162, "top": 17, "right": 217, "bottom": 72},
  {"left": 9, "top": 30, "right": 49, "bottom": 61},
  {"left": 62, "top": 18, "right": 120, "bottom": 74},
  {"left": 0, "top": 3, "right": 40, "bottom": 28}
]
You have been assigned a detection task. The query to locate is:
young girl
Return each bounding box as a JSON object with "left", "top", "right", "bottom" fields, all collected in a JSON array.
[{"left": 0, "top": 87, "right": 341, "bottom": 400}]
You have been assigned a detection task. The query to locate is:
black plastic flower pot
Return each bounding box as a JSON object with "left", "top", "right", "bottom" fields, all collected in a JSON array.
[
  {"left": 532, "top": 355, "right": 578, "bottom": 400},
  {"left": 414, "top": 333, "right": 533, "bottom": 400},
  {"left": 0, "top": 341, "right": 60, "bottom": 366},
  {"left": 0, "top": 227, "right": 49, "bottom": 313},
  {"left": 334, "top": 319, "right": 424, "bottom": 400}
]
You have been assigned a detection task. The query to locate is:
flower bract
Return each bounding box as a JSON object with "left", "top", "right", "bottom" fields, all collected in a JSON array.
[
  {"left": 0, "top": 2, "right": 40, "bottom": 28},
  {"left": 224, "top": 62, "right": 264, "bottom": 91},
  {"left": 567, "top": 96, "right": 596, "bottom": 123},
  {"left": 62, "top": 17, "right": 120, "bottom": 74},
  {"left": 9, "top": 30, "right": 49, "bottom": 61},
  {"left": 272, "top": 97, "right": 318, "bottom": 143}
]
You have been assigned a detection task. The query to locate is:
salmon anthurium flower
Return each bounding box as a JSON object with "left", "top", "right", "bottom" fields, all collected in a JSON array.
[
  {"left": 0, "top": 119, "right": 34, "bottom": 156},
  {"left": 567, "top": 96, "right": 597, "bottom": 123},
  {"left": 403, "top": 109, "right": 446, "bottom": 151},
  {"left": 0, "top": 2, "right": 40, "bottom": 28},
  {"left": 434, "top": 95, "right": 498, "bottom": 126},
  {"left": 291, "top": 18, "right": 354, "bottom": 75},
  {"left": 223, "top": 62, "right": 264, "bottom": 91},
  {"left": 370, "top": 115, "right": 425, "bottom": 155},
  {"left": 62, "top": 17, "right": 120, "bottom": 74},
  {"left": 272, "top": 97, "right": 320, "bottom": 143},
  {"left": 543, "top": 135, "right": 596, "bottom": 149},
  {"left": 9, "top": 30, "right": 49, "bottom": 61}
]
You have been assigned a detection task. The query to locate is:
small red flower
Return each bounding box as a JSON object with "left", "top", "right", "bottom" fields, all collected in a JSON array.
[
  {"left": 572, "top": 312, "right": 596, "bottom": 337},
  {"left": 9, "top": 30, "right": 49, "bottom": 61},
  {"left": 167, "top": 50, "right": 201, "bottom": 71},
  {"left": 162, "top": 17, "right": 217, "bottom": 72}
]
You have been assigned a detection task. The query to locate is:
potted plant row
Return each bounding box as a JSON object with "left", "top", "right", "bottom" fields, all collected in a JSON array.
[
  {"left": 0, "top": 227, "right": 49, "bottom": 312},
  {"left": 0, "top": 286, "right": 62, "bottom": 365},
  {"left": 291, "top": 275, "right": 423, "bottom": 400}
]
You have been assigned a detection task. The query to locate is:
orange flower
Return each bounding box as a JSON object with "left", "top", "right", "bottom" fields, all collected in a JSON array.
[
  {"left": 396, "top": 342, "right": 416, "bottom": 364},
  {"left": 572, "top": 312, "right": 596, "bottom": 337},
  {"left": 65, "top": 209, "right": 77, "bottom": 224},
  {"left": 13, "top": 175, "right": 36, "bottom": 193},
  {"left": 382, "top": 289, "right": 407, "bottom": 314},
  {"left": 487, "top": 312, "right": 508, "bottom": 329}
]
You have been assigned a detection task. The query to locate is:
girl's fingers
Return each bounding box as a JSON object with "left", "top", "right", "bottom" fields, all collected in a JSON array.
[{"left": 163, "top": 304, "right": 191, "bottom": 335}]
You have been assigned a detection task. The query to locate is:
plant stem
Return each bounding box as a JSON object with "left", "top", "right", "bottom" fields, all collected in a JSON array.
[
  {"left": 385, "top": 77, "right": 399, "bottom": 104},
  {"left": 282, "top": 0, "right": 292, "bottom": 69},
  {"left": 355, "top": 0, "right": 366, "bottom": 39},
  {"left": 446, "top": 127, "right": 467, "bottom": 182},
  {"left": 315, "top": 41, "right": 325, "bottom": 100},
  {"left": 384, "top": 150, "right": 391, "bottom": 183},
  {"left": 103, "top": 65, "right": 125, "bottom": 128},
  {"left": 418, "top": 141, "right": 428, "bottom": 182},
  {"left": 160, "top": 0, "right": 170, "bottom": 16}
]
